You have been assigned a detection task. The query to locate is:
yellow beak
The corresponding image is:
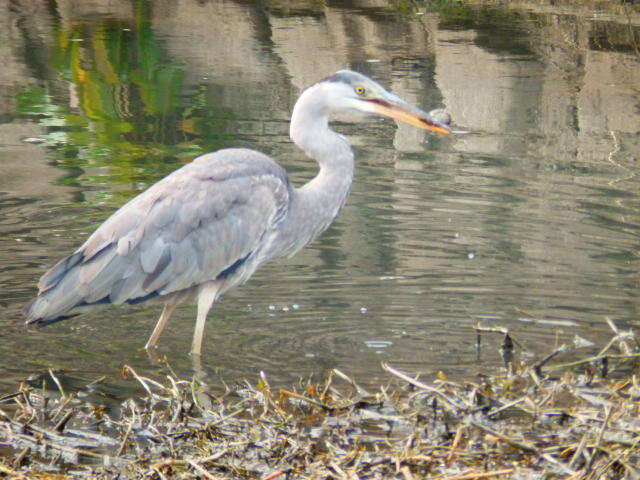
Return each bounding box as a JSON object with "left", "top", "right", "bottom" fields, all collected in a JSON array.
[{"left": 367, "top": 96, "right": 452, "bottom": 135}]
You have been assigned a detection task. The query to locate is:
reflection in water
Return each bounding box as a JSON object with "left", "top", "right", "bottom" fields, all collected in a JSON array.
[
  {"left": 16, "top": 6, "right": 236, "bottom": 200},
  {"left": 0, "top": 0, "right": 638, "bottom": 394}
]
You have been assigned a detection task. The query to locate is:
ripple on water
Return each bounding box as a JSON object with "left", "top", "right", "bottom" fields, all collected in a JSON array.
[{"left": 1, "top": 1, "right": 639, "bottom": 394}]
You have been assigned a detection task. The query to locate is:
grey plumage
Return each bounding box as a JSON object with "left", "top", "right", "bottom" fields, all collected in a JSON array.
[
  {"left": 26, "top": 149, "right": 289, "bottom": 317},
  {"left": 24, "top": 70, "right": 451, "bottom": 355}
]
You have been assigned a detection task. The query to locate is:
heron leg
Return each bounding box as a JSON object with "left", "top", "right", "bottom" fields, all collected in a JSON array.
[
  {"left": 191, "top": 282, "right": 220, "bottom": 356},
  {"left": 145, "top": 302, "right": 178, "bottom": 350}
]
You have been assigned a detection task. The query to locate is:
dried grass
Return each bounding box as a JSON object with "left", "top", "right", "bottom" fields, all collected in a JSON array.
[{"left": 0, "top": 320, "right": 638, "bottom": 479}]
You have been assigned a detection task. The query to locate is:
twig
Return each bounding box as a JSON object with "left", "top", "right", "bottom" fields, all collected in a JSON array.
[
  {"left": 474, "top": 325, "right": 508, "bottom": 335},
  {"left": 279, "top": 389, "right": 333, "bottom": 411},
  {"left": 438, "top": 468, "right": 514, "bottom": 479},
  {"left": 121, "top": 365, "right": 167, "bottom": 397},
  {"left": 474, "top": 323, "right": 526, "bottom": 350},
  {"left": 563, "top": 469, "right": 585, "bottom": 480},
  {"left": 533, "top": 345, "right": 568, "bottom": 376},
  {"left": 329, "top": 461, "right": 347, "bottom": 477},
  {"left": 382, "top": 362, "right": 466, "bottom": 411},
  {"left": 547, "top": 353, "right": 640, "bottom": 371},
  {"left": 603, "top": 317, "right": 635, "bottom": 355},
  {"left": 333, "top": 368, "right": 370, "bottom": 396},
  {"left": 446, "top": 425, "right": 464, "bottom": 465},
  {"left": 263, "top": 469, "right": 291, "bottom": 480},
  {"left": 584, "top": 406, "right": 613, "bottom": 473},
  {"left": 400, "top": 465, "right": 415, "bottom": 480},
  {"left": 486, "top": 397, "right": 527, "bottom": 418},
  {"left": 470, "top": 421, "right": 538, "bottom": 454},
  {"left": 86, "top": 375, "right": 107, "bottom": 389},
  {"left": 13, "top": 446, "right": 30, "bottom": 468},
  {"left": 568, "top": 431, "right": 590, "bottom": 470},
  {"left": 207, "top": 406, "right": 245, "bottom": 426},
  {"left": 53, "top": 410, "right": 74, "bottom": 433},
  {"left": 10, "top": 431, "right": 117, "bottom": 461},
  {"left": 589, "top": 436, "right": 640, "bottom": 479},
  {"left": 150, "top": 450, "right": 229, "bottom": 471},
  {"left": 528, "top": 367, "right": 542, "bottom": 388},
  {"left": 51, "top": 393, "right": 75, "bottom": 422},
  {"left": 48, "top": 369, "right": 66, "bottom": 398},
  {"left": 0, "top": 393, "right": 22, "bottom": 404},
  {"left": 542, "top": 453, "right": 576, "bottom": 475},
  {"left": 189, "top": 460, "right": 222, "bottom": 479},
  {"left": 0, "top": 463, "right": 21, "bottom": 476},
  {"left": 152, "top": 466, "right": 169, "bottom": 480},
  {"left": 116, "top": 420, "right": 133, "bottom": 456}
]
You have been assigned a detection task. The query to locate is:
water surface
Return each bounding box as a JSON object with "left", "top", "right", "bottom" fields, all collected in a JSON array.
[{"left": 0, "top": 0, "right": 639, "bottom": 393}]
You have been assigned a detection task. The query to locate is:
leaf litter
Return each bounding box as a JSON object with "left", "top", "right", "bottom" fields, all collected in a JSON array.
[{"left": 0, "top": 318, "right": 638, "bottom": 479}]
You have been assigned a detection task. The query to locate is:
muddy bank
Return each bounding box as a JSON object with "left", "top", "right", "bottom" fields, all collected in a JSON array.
[{"left": 0, "top": 321, "right": 638, "bottom": 479}]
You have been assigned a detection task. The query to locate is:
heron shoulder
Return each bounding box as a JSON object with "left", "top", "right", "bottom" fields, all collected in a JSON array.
[
  {"left": 55, "top": 147, "right": 293, "bottom": 305},
  {"left": 78, "top": 148, "right": 290, "bottom": 257},
  {"left": 190, "top": 148, "right": 289, "bottom": 185}
]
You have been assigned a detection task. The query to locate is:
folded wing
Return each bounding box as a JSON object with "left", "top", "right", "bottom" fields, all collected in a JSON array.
[{"left": 25, "top": 148, "right": 291, "bottom": 324}]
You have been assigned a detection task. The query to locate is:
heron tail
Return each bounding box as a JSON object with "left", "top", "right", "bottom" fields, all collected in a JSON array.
[
  {"left": 23, "top": 297, "right": 80, "bottom": 326},
  {"left": 23, "top": 250, "right": 104, "bottom": 326}
]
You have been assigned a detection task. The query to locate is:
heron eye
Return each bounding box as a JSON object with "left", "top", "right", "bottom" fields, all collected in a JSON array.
[{"left": 355, "top": 86, "right": 366, "bottom": 96}]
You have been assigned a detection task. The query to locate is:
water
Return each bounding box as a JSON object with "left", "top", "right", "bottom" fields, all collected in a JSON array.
[{"left": 0, "top": 0, "right": 638, "bottom": 393}]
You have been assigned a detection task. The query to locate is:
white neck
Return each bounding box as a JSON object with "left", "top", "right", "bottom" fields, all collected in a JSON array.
[{"left": 275, "top": 84, "right": 356, "bottom": 257}]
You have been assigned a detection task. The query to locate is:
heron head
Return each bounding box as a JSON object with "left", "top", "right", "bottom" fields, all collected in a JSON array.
[{"left": 319, "top": 70, "right": 451, "bottom": 135}]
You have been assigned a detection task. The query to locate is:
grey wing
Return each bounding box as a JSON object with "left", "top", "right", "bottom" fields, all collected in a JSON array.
[{"left": 26, "top": 149, "right": 290, "bottom": 322}]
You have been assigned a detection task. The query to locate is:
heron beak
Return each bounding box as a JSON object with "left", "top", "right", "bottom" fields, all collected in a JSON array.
[{"left": 366, "top": 95, "right": 452, "bottom": 135}]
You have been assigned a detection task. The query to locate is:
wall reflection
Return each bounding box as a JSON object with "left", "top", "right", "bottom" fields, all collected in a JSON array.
[{"left": 0, "top": 0, "right": 638, "bottom": 390}]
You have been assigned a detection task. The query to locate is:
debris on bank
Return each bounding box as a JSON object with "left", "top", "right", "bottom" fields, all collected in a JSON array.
[{"left": 0, "top": 319, "right": 639, "bottom": 479}]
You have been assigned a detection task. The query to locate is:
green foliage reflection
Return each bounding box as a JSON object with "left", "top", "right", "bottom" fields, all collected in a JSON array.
[{"left": 16, "top": 7, "right": 236, "bottom": 205}]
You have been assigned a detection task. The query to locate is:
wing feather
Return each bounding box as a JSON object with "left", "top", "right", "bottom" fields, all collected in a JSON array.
[{"left": 25, "top": 148, "right": 291, "bottom": 322}]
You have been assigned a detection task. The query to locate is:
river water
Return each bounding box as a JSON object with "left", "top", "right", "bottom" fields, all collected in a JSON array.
[{"left": 0, "top": 0, "right": 638, "bottom": 393}]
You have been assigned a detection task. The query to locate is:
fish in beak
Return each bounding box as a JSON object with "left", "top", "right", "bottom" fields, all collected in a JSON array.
[{"left": 366, "top": 94, "right": 452, "bottom": 135}]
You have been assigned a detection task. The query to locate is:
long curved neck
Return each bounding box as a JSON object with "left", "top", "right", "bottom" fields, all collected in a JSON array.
[{"left": 278, "top": 85, "right": 355, "bottom": 256}]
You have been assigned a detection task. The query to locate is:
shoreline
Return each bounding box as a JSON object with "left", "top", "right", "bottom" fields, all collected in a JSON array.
[{"left": 1, "top": 321, "right": 638, "bottom": 479}]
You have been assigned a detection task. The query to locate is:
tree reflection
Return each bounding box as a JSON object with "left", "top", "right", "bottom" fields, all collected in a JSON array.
[{"left": 15, "top": 4, "right": 236, "bottom": 203}]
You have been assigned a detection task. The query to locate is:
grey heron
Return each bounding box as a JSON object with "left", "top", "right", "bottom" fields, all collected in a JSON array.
[{"left": 24, "top": 70, "right": 451, "bottom": 356}]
